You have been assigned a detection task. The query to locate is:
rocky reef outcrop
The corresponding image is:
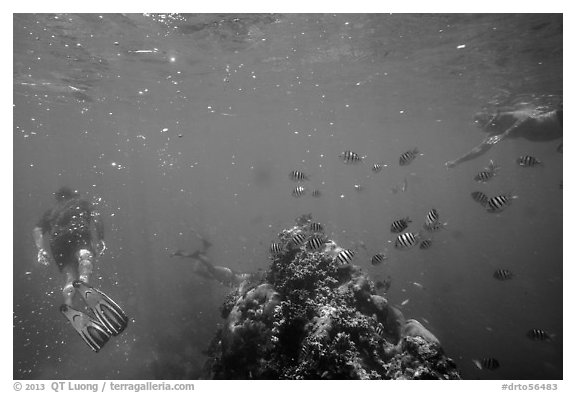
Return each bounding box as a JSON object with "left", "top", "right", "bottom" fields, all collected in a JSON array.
[{"left": 204, "top": 214, "right": 461, "bottom": 379}]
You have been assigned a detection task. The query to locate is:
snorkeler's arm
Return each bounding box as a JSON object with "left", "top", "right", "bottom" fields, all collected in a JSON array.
[
  {"left": 446, "top": 116, "right": 527, "bottom": 167},
  {"left": 33, "top": 211, "right": 53, "bottom": 265},
  {"left": 445, "top": 134, "right": 498, "bottom": 168},
  {"left": 33, "top": 227, "right": 51, "bottom": 266},
  {"left": 33, "top": 227, "right": 45, "bottom": 250}
]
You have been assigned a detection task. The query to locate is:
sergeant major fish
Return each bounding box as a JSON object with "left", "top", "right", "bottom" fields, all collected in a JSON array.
[
  {"left": 306, "top": 236, "right": 326, "bottom": 251},
  {"left": 486, "top": 194, "right": 518, "bottom": 213},
  {"left": 308, "top": 222, "right": 324, "bottom": 233},
  {"left": 270, "top": 242, "right": 284, "bottom": 255},
  {"left": 424, "top": 208, "right": 439, "bottom": 226},
  {"left": 472, "top": 357, "right": 500, "bottom": 371},
  {"left": 399, "top": 148, "right": 422, "bottom": 166},
  {"left": 394, "top": 232, "right": 420, "bottom": 250},
  {"left": 339, "top": 150, "right": 363, "bottom": 164},
  {"left": 474, "top": 160, "right": 499, "bottom": 182},
  {"left": 371, "top": 253, "right": 388, "bottom": 266},
  {"left": 419, "top": 239, "right": 432, "bottom": 250},
  {"left": 371, "top": 162, "right": 387, "bottom": 173},
  {"left": 517, "top": 155, "right": 542, "bottom": 167},
  {"left": 289, "top": 170, "right": 310, "bottom": 182},
  {"left": 335, "top": 249, "right": 355, "bottom": 264},
  {"left": 493, "top": 269, "right": 513, "bottom": 281},
  {"left": 292, "top": 186, "right": 306, "bottom": 198},
  {"left": 526, "top": 328, "right": 554, "bottom": 342},
  {"left": 291, "top": 233, "right": 307, "bottom": 246},
  {"left": 390, "top": 217, "right": 411, "bottom": 233},
  {"left": 471, "top": 191, "right": 489, "bottom": 207}
]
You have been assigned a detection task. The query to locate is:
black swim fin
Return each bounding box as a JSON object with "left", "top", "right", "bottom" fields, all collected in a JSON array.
[
  {"left": 73, "top": 280, "right": 129, "bottom": 336},
  {"left": 60, "top": 304, "right": 111, "bottom": 352}
]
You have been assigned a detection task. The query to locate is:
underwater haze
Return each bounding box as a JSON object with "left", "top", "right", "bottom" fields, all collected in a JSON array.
[{"left": 13, "top": 13, "right": 562, "bottom": 379}]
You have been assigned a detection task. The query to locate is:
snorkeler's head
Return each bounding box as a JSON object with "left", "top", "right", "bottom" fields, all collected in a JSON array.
[{"left": 54, "top": 186, "right": 79, "bottom": 202}]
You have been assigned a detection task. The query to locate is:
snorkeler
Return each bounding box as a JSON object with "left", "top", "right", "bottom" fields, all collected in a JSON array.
[
  {"left": 445, "top": 108, "right": 562, "bottom": 168},
  {"left": 171, "top": 234, "right": 259, "bottom": 288},
  {"left": 33, "top": 187, "right": 128, "bottom": 352}
]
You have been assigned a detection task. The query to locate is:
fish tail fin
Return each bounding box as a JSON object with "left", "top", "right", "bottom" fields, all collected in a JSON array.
[
  {"left": 489, "top": 160, "right": 500, "bottom": 172},
  {"left": 472, "top": 359, "right": 483, "bottom": 370}
]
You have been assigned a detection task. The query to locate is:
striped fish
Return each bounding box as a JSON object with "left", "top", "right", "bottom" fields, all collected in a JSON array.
[
  {"left": 471, "top": 191, "right": 489, "bottom": 207},
  {"left": 375, "top": 323, "right": 385, "bottom": 336},
  {"left": 270, "top": 243, "right": 283, "bottom": 255},
  {"left": 292, "top": 185, "right": 306, "bottom": 198},
  {"left": 371, "top": 162, "right": 387, "bottom": 173},
  {"left": 291, "top": 233, "right": 307, "bottom": 246},
  {"left": 526, "top": 328, "right": 553, "bottom": 342},
  {"left": 423, "top": 221, "right": 447, "bottom": 232},
  {"left": 311, "top": 189, "right": 322, "bottom": 198},
  {"left": 394, "top": 232, "right": 420, "bottom": 250},
  {"left": 390, "top": 217, "right": 411, "bottom": 233},
  {"left": 309, "top": 222, "right": 324, "bottom": 233},
  {"left": 486, "top": 194, "right": 518, "bottom": 213},
  {"left": 289, "top": 170, "right": 309, "bottom": 182},
  {"left": 493, "top": 269, "right": 513, "bottom": 281},
  {"left": 424, "top": 208, "right": 439, "bottom": 226},
  {"left": 306, "top": 236, "right": 326, "bottom": 251},
  {"left": 419, "top": 239, "right": 432, "bottom": 250},
  {"left": 474, "top": 170, "right": 496, "bottom": 182},
  {"left": 474, "top": 160, "right": 499, "bottom": 182},
  {"left": 399, "top": 148, "right": 421, "bottom": 166},
  {"left": 517, "top": 155, "right": 542, "bottom": 167},
  {"left": 472, "top": 357, "right": 500, "bottom": 371},
  {"left": 371, "top": 253, "right": 387, "bottom": 266},
  {"left": 339, "top": 150, "right": 362, "bottom": 164},
  {"left": 335, "top": 249, "right": 355, "bottom": 264}
]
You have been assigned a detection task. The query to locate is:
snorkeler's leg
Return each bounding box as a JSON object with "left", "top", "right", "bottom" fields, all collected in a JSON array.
[
  {"left": 77, "top": 249, "right": 94, "bottom": 284},
  {"left": 195, "top": 254, "right": 217, "bottom": 275},
  {"left": 62, "top": 265, "right": 78, "bottom": 307},
  {"left": 445, "top": 135, "right": 497, "bottom": 168}
]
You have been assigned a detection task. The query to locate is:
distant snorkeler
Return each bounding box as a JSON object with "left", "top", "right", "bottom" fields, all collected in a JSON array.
[
  {"left": 33, "top": 187, "right": 128, "bottom": 352},
  {"left": 445, "top": 107, "right": 562, "bottom": 168},
  {"left": 171, "top": 233, "right": 262, "bottom": 288}
]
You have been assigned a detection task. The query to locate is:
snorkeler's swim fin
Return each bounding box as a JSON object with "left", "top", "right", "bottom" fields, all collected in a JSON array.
[
  {"left": 60, "top": 304, "right": 111, "bottom": 352},
  {"left": 73, "top": 280, "right": 129, "bottom": 336}
]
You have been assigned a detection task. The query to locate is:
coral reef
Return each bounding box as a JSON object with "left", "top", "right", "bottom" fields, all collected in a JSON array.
[{"left": 204, "top": 214, "right": 461, "bottom": 379}]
